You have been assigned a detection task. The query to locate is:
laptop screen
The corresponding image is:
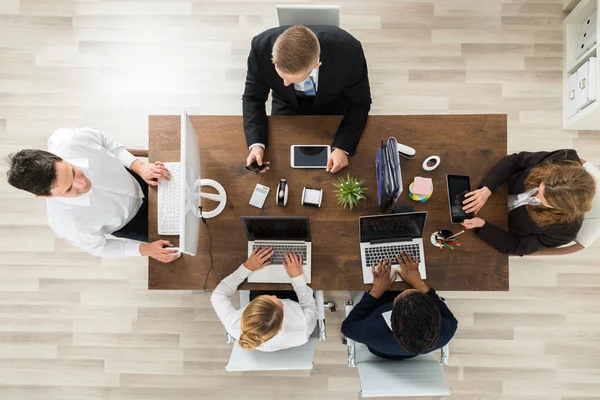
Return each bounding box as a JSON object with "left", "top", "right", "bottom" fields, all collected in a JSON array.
[
  {"left": 242, "top": 217, "right": 311, "bottom": 242},
  {"left": 360, "top": 212, "right": 427, "bottom": 243}
]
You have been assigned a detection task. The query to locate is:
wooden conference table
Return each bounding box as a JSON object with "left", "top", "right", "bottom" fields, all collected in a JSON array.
[{"left": 148, "top": 115, "right": 508, "bottom": 291}]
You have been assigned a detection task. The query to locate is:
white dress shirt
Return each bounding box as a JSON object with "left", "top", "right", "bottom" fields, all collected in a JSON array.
[
  {"left": 293, "top": 66, "right": 319, "bottom": 94},
  {"left": 508, "top": 188, "right": 542, "bottom": 212},
  {"left": 211, "top": 265, "right": 318, "bottom": 352},
  {"left": 46, "top": 127, "right": 144, "bottom": 258}
]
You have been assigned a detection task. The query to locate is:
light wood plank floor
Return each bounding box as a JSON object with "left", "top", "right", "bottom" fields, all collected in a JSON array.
[{"left": 1, "top": 1, "right": 599, "bottom": 399}]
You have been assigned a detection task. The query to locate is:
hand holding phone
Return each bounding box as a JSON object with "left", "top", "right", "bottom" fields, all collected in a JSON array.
[
  {"left": 245, "top": 160, "right": 269, "bottom": 174},
  {"left": 246, "top": 147, "right": 270, "bottom": 174}
]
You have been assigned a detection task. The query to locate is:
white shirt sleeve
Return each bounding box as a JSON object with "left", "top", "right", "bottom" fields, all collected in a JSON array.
[
  {"left": 249, "top": 143, "right": 265, "bottom": 150},
  {"left": 58, "top": 229, "right": 142, "bottom": 258},
  {"left": 81, "top": 127, "right": 138, "bottom": 168},
  {"left": 332, "top": 147, "right": 349, "bottom": 155},
  {"left": 290, "top": 275, "right": 318, "bottom": 339},
  {"left": 210, "top": 264, "right": 252, "bottom": 337}
]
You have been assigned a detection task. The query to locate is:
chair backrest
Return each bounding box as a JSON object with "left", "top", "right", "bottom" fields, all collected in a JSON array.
[
  {"left": 225, "top": 335, "right": 318, "bottom": 372},
  {"left": 355, "top": 343, "right": 451, "bottom": 398},
  {"left": 577, "top": 162, "right": 600, "bottom": 247},
  {"left": 225, "top": 289, "right": 323, "bottom": 372},
  {"left": 276, "top": 5, "right": 340, "bottom": 27}
]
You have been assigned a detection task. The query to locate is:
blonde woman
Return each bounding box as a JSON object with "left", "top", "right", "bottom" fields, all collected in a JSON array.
[
  {"left": 210, "top": 248, "right": 318, "bottom": 351},
  {"left": 461, "top": 149, "right": 596, "bottom": 256}
]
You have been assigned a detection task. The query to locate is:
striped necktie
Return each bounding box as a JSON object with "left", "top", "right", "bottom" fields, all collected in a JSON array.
[{"left": 302, "top": 76, "right": 316, "bottom": 96}]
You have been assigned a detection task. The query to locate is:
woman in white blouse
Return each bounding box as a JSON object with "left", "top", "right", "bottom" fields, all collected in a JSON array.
[{"left": 210, "top": 248, "right": 318, "bottom": 351}]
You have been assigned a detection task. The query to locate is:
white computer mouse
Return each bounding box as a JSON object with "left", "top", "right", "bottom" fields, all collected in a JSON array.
[{"left": 167, "top": 247, "right": 181, "bottom": 256}]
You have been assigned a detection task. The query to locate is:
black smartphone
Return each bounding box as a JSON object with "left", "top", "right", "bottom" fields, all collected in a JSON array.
[
  {"left": 446, "top": 174, "right": 473, "bottom": 224},
  {"left": 245, "top": 160, "right": 268, "bottom": 174}
]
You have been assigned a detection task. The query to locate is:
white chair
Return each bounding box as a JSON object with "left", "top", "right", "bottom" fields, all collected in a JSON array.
[
  {"left": 276, "top": 5, "right": 340, "bottom": 27},
  {"left": 533, "top": 161, "right": 600, "bottom": 255},
  {"left": 224, "top": 290, "right": 333, "bottom": 372},
  {"left": 344, "top": 293, "right": 451, "bottom": 398}
]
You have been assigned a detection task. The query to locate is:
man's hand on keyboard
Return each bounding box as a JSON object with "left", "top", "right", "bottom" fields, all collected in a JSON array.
[
  {"left": 139, "top": 240, "right": 180, "bottom": 263},
  {"left": 244, "top": 247, "right": 274, "bottom": 271},
  {"left": 283, "top": 252, "right": 303, "bottom": 278},
  {"left": 131, "top": 160, "right": 171, "bottom": 186},
  {"left": 370, "top": 259, "right": 398, "bottom": 299},
  {"left": 396, "top": 253, "right": 429, "bottom": 294}
]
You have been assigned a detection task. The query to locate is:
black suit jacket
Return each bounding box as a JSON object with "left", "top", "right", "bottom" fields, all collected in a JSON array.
[
  {"left": 341, "top": 289, "right": 458, "bottom": 359},
  {"left": 242, "top": 25, "right": 372, "bottom": 155},
  {"left": 477, "top": 149, "right": 584, "bottom": 256}
]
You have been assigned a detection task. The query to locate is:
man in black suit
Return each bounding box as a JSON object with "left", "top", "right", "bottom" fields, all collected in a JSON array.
[
  {"left": 341, "top": 254, "right": 458, "bottom": 360},
  {"left": 242, "top": 25, "right": 371, "bottom": 174}
]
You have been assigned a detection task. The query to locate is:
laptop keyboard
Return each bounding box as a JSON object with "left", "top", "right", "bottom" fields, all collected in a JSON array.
[
  {"left": 365, "top": 244, "right": 421, "bottom": 268},
  {"left": 252, "top": 244, "right": 307, "bottom": 265}
]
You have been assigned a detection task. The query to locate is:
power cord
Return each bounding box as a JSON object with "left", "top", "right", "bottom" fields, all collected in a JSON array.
[{"left": 199, "top": 206, "right": 214, "bottom": 293}]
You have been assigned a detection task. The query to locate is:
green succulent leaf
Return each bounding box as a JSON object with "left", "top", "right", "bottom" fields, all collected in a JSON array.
[{"left": 332, "top": 174, "right": 367, "bottom": 210}]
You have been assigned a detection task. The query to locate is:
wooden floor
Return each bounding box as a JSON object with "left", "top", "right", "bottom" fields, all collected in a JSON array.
[{"left": 1, "top": 0, "right": 599, "bottom": 399}]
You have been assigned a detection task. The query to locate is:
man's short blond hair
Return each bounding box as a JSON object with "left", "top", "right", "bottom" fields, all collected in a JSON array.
[{"left": 272, "top": 25, "right": 320, "bottom": 74}]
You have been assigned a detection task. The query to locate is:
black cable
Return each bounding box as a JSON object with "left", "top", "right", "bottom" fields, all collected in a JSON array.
[{"left": 199, "top": 206, "right": 214, "bottom": 293}]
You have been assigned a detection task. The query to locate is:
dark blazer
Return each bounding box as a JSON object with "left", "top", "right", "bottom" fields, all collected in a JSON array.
[
  {"left": 477, "top": 149, "right": 584, "bottom": 256},
  {"left": 341, "top": 289, "right": 458, "bottom": 360},
  {"left": 242, "top": 25, "right": 372, "bottom": 155}
]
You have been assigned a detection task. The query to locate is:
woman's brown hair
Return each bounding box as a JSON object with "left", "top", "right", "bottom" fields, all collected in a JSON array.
[
  {"left": 238, "top": 296, "right": 284, "bottom": 350},
  {"left": 524, "top": 158, "right": 596, "bottom": 228}
]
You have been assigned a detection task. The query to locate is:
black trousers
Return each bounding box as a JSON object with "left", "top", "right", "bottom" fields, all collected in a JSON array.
[
  {"left": 249, "top": 290, "right": 299, "bottom": 302},
  {"left": 112, "top": 168, "right": 149, "bottom": 242}
]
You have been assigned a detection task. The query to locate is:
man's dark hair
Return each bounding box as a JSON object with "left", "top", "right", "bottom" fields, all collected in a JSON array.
[
  {"left": 6, "top": 150, "right": 62, "bottom": 196},
  {"left": 390, "top": 291, "right": 440, "bottom": 354}
]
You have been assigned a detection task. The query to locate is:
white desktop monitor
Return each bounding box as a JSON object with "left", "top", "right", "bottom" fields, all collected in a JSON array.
[
  {"left": 179, "top": 110, "right": 227, "bottom": 256},
  {"left": 180, "top": 110, "right": 201, "bottom": 256}
]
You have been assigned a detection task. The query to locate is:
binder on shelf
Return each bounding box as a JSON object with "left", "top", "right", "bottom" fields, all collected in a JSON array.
[
  {"left": 566, "top": 73, "right": 579, "bottom": 119},
  {"left": 581, "top": 10, "right": 597, "bottom": 33},
  {"left": 576, "top": 23, "right": 597, "bottom": 59},
  {"left": 376, "top": 136, "right": 403, "bottom": 212},
  {"left": 577, "top": 57, "right": 597, "bottom": 111}
]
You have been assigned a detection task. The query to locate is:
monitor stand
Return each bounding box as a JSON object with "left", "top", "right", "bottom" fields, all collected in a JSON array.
[{"left": 188, "top": 179, "right": 227, "bottom": 219}]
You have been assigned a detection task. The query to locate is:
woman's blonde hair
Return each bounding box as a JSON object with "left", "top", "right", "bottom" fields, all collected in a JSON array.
[
  {"left": 238, "top": 296, "right": 284, "bottom": 350},
  {"left": 524, "top": 158, "right": 596, "bottom": 228}
]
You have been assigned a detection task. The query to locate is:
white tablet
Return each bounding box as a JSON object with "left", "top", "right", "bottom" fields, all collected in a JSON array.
[{"left": 290, "top": 145, "right": 331, "bottom": 169}]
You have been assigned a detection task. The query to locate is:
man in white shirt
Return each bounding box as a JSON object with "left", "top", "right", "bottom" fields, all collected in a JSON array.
[{"left": 7, "top": 127, "right": 179, "bottom": 263}]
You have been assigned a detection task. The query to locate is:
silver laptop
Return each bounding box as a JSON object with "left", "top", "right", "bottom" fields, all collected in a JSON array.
[
  {"left": 360, "top": 212, "right": 428, "bottom": 284},
  {"left": 241, "top": 216, "right": 312, "bottom": 283}
]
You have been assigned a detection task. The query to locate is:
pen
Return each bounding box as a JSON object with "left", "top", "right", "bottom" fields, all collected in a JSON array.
[
  {"left": 445, "top": 230, "right": 465, "bottom": 241},
  {"left": 442, "top": 242, "right": 454, "bottom": 250}
]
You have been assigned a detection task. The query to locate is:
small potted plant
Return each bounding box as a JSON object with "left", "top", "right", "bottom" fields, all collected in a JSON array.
[{"left": 333, "top": 174, "right": 367, "bottom": 210}]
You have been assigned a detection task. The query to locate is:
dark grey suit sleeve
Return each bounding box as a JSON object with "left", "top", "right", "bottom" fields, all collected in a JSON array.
[
  {"left": 332, "top": 44, "right": 371, "bottom": 155},
  {"left": 242, "top": 38, "right": 271, "bottom": 148}
]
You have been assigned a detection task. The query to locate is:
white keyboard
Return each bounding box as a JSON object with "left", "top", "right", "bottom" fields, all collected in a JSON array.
[{"left": 157, "top": 162, "right": 182, "bottom": 235}]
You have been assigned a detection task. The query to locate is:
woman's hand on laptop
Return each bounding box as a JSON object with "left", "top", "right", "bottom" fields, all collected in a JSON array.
[
  {"left": 283, "top": 252, "right": 303, "bottom": 278},
  {"left": 397, "top": 253, "right": 429, "bottom": 294},
  {"left": 370, "top": 259, "right": 397, "bottom": 299},
  {"left": 244, "top": 247, "right": 274, "bottom": 271}
]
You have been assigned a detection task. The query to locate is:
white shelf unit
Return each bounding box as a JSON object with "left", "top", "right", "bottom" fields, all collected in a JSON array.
[
  {"left": 563, "top": 0, "right": 600, "bottom": 130},
  {"left": 565, "top": 0, "right": 583, "bottom": 11}
]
